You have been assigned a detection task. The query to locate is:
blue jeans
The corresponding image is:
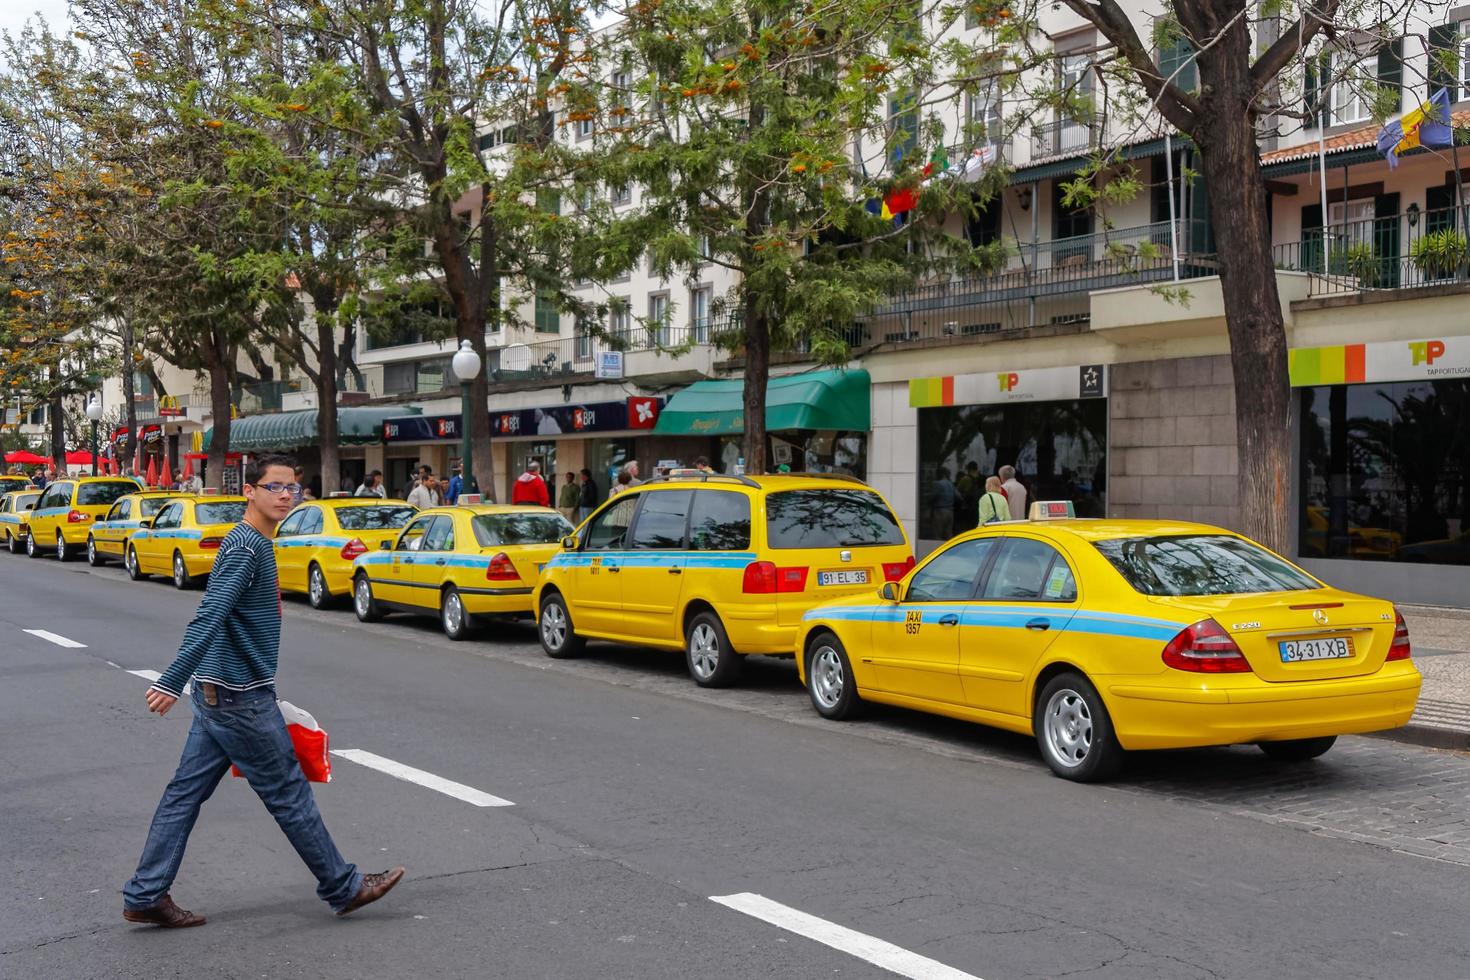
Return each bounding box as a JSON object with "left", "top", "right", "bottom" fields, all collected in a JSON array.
[{"left": 123, "top": 684, "right": 361, "bottom": 912}]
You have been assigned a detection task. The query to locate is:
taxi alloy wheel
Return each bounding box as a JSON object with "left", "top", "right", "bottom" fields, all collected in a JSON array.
[
  {"left": 126, "top": 545, "right": 145, "bottom": 581},
  {"left": 686, "top": 610, "right": 742, "bottom": 688},
  {"left": 56, "top": 532, "right": 71, "bottom": 563},
  {"left": 1259, "top": 736, "right": 1337, "bottom": 763},
  {"left": 307, "top": 564, "right": 330, "bottom": 609},
  {"left": 26, "top": 530, "right": 41, "bottom": 559},
  {"left": 538, "top": 593, "right": 584, "bottom": 659},
  {"left": 354, "top": 573, "right": 383, "bottom": 622},
  {"left": 173, "top": 551, "right": 194, "bottom": 590},
  {"left": 806, "top": 632, "right": 862, "bottom": 720},
  {"left": 1035, "top": 672, "right": 1122, "bottom": 783},
  {"left": 441, "top": 586, "right": 472, "bottom": 641},
  {"left": 87, "top": 536, "right": 103, "bottom": 567}
]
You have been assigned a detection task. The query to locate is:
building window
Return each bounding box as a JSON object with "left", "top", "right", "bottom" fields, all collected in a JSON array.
[
  {"left": 690, "top": 286, "right": 712, "bottom": 343},
  {"left": 887, "top": 93, "right": 918, "bottom": 163},
  {"left": 534, "top": 291, "right": 560, "bottom": 334},
  {"left": 966, "top": 86, "right": 1003, "bottom": 149},
  {"left": 648, "top": 292, "right": 670, "bottom": 346},
  {"left": 611, "top": 183, "right": 631, "bottom": 207},
  {"left": 384, "top": 362, "right": 415, "bottom": 395},
  {"left": 1330, "top": 53, "right": 1373, "bottom": 125},
  {"left": 574, "top": 317, "right": 594, "bottom": 360},
  {"left": 1156, "top": 30, "right": 1197, "bottom": 91},
  {"left": 416, "top": 358, "right": 449, "bottom": 393},
  {"left": 1300, "top": 381, "right": 1470, "bottom": 564},
  {"left": 609, "top": 297, "right": 632, "bottom": 343},
  {"left": 576, "top": 116, "right": 593, "bottom": 140}
]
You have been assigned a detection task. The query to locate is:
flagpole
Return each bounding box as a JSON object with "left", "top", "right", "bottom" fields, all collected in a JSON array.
[
  {"left": 1164, "top": 132, "right": 1181, "bottom": 282},
  {"left": 1318, "top": 122, "right": 1330, "bottom": 271}
]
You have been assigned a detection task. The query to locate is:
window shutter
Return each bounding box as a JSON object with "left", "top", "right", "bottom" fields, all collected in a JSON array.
[
  {"left": 1429, "top": 24, "right": 1458, "bottom": 103},
  {"left": 1305, "top": 57, "right": 1321, "bottom": 127},
  {"left": 1377, "top": 38, "right": 1403, "bottom": 113}
]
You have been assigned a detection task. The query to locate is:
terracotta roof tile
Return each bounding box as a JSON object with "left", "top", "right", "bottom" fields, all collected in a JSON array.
[{"left": 1259, "top": 109, "right": 1470, "bottom": 166}]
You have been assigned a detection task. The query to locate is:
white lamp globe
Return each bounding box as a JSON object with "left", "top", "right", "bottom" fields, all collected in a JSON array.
[
  {"left": 451, "top": 339, "right": 481, "bottom": 383},
  {"left": 85, "top": 396, "right": 104, "bottom": 422}
]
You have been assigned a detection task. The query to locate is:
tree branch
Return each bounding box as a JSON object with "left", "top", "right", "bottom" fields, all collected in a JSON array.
[{"left": 1250, "top": 0, "right": 1343, "bottom": 97}]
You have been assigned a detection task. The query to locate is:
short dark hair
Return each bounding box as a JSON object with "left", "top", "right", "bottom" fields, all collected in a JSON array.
[
  {"left": 246, "top": 454, "right": 297, "bottom": 486},
  {"left": 580, "top": 468, "right": 591, "bottom": 478},
  {"left": 693, "top": 456, "right": 709, "bottom": 467},
  {"left": 370, "top": 469, "right": 382, "bottom": 478}
]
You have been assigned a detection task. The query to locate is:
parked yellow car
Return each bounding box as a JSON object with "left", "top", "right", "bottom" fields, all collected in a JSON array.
[
  {"left": 27, "top": 476, "right": 143, "bottom": 561},
  {"left": 534, "top": 474, "right": 914, "bottom": 687},
  {"left": 274, "top": 497, "right": 417, "bottom": 608},
  {"left": 125, "top": 495, "right": 248, "bottom": 589},
  {"left": 0, "top": 489, "right": 41, "bottom": 554},
  {"left": 796, "top": 508, "right": 1421, "bottom": 781},
  {"left": 352, "top": 504, "right": 573, "bottom": 640},
  {"left": 87, "top": 491, "right": 193, "bottom": 566},
  {"left": 0, "top": 475, "right": 34, "bottom": 496}
]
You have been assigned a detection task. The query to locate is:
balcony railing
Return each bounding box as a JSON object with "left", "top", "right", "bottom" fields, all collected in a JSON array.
[
  {"left": 1273, "top": 205, "right": 1470, "bottom": 296},
  {"left": 1031, "top": 114, "right": 1106, "bottom": 158},
  {"left": 236, "top": 376, "right": 373, "bottom": 414}
]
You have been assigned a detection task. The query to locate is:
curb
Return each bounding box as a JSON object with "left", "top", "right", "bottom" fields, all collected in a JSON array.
[{"left": 1363, "top": 699, "right": 1470, "bottom": 752}]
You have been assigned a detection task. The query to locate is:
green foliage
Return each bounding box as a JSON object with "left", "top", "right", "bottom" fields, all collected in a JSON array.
[{"left": 1409, "top": 229, "right": 1468, "bottom": 279}]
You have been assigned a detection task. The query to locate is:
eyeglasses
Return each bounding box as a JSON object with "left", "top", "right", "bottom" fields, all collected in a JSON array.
[{"left": 251, "top": 482, "right": 303, "bottom": 496}]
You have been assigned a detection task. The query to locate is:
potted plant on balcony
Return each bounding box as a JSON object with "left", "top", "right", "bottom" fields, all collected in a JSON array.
[
  {"left": 1328, "top": 242, "right": 1379, "bottom": 288},
  {"left": 1409, "top": 228, "right": 1468, "bottom": 281}
]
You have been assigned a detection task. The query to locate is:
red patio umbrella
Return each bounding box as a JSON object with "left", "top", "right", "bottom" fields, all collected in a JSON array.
[
  {"left": 3, "top": 450, "right": 48, "bottom": 466},
  {"left": 180, "top": 455, "right": 194, "bottom": 482},
  {"left": 145, "top": 456, "right": 158, "bottom": 488},
  {"left": 65, "top": 450, "right": 93, "bottom": 466},
  {"left": 159, "top": 456, "right": 173, "bottom": 488}
]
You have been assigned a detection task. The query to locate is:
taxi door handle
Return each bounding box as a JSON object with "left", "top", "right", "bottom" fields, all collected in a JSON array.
[
  {"left": 435, "top": 559, "right": 447, "bottom": 565},
  {"left": 938, "top": 614, "right": 959, "bottom": 627},
  {"left": 668, "top": 567, "right": 682, "bottom": 575},
  {"left": 607, "top": 566, "right": 621, "bottom": 574},
  {"left": 1025, "top": 618, "right": 1051, "bottom": 631}
]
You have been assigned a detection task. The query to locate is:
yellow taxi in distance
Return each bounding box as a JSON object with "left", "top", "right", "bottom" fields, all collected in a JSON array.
[
  {"left": 274, "top": 497, "right": 417, "bottom": 608},
  {"left": 126, "top": 496, "right": 248, "bottom": 589},
  {"left": 87, "top": 491, "right": 192, "bottom": 566},
  {"left": 0, "top": 475, "right": 34, "bottom": 496},
  {"left": 796, "top": 506, "right": 1422, "bottom": 782},
  {"left": 0, "top": 489, "right": 41, "bottom": 554},
  {"left": 534, "top": 474, "right": 914, "bottom": 688},
  {"left": 352, "top": 505, "right": 573, "bottom": 640},
  {"left": 27, "top": 476, "right": 143, "bottom": 562}
]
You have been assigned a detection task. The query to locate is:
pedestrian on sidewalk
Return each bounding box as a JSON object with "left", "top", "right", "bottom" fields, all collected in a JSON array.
[
  {"left": 446, "top": 463, "right": 463, "bottom": 505},
  {"left": 978, "top": 476, "right": 1010, "bottom": 525},
  {"left": 407, "top": 467, "right": 440, "bottom": 509},
  {"left": 999, "top": 464, "right": 1027, "bottom": 520},
  {"left": 122, "top": 454, "right": 403, "bottom": 928},
  {"left": 578, "top": 468, "right": 598, "bottom": 521},
  {"left": 354, "top": 470, "right": 386, "bottom": 498},
  {"left": 558, "top": 472, "right": 580, "bottom": 522},
  {"left": 929, "top": 467, "right": 957, "bottom": 540},
  {"left": 511, "top": 460, "right": 550, "bottom": 506}
]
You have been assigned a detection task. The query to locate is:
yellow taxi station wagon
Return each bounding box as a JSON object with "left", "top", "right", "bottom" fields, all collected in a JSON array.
[
  {"left": 534, "top": 474, "right": 914, "bottom": 688},
  {"left": 87, "top": 491, "right": 192, "bottom": 566},
  {"left": 273, "top": 497, "right": 418, "bottom": 608},
  {"left": 26, "top": 476, "right": 143, "bottom": 561},
  {"left": 125, "top": 496, "right": 248, "bottom": 589},
  {"left": 351, "top": 505, "right": 573, "bottom": 640},
  {"left": 0, "top": 489, "right": 41, "bottom": 554},
  {"left": 796, "top": 511, "right": 1421, "bottom": 782}
]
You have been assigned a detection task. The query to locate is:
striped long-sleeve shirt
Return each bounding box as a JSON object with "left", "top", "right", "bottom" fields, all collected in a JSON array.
[{"left": 151, "top": 522, "right": 281, "bottom": 698}]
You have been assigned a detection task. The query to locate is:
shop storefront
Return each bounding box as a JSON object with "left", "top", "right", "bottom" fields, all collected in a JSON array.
[
  {"left": 205, "top": 406, "right": 411, "bottom": 497},
  {"left": 654, "top": 369, "right": 872, "bottom": 477},
  {"left": 908, "top": 363, "right": 1108, "bottom": 540},
  {"left": 1293, "top": 337, "right": 1470, "bottom": 585}
]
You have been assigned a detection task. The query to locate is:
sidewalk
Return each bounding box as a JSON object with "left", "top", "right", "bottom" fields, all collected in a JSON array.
[{"left": 1372, "top": 605, "right": 1470, "bottom": 751}]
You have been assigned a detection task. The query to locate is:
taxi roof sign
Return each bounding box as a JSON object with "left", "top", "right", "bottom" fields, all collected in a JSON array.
[{"left": 1029, "top": 500, "right": 1076, "bottom": 520}]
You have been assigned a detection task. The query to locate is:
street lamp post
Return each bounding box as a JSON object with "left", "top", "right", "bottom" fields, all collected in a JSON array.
[
  {"left": 450, "top": 339, "right": 482, "bottom": 500},
  {"left": 85, "top": 396, "right": 103, "bottom": 476}
]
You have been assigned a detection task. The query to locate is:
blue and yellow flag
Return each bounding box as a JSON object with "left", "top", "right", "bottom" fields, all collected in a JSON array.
[{"left": 1376, "top": 88, "right": 1454, "bottom": 169}]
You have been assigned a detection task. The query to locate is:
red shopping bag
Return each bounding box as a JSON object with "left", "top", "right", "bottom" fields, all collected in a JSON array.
[{"left": 231, "top": 700, "right": 332, "bottom": 783}]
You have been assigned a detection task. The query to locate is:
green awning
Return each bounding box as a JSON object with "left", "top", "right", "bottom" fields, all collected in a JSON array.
[
  {"left": 203, "top": 406, "right": 422, "bottom": 452},
  {"left": 654, "top": 369, "right": 870, "bottom": 436}
]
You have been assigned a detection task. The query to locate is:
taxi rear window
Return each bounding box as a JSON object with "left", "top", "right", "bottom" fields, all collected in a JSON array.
[
  {"left": 1093, "top": 534, "right": 1320, "bottom": 596},
  {"left": 77, "top": 482, "right": 138, "bottom": 506},
  {"left": 765, "top": 489, "right": 904, "bottom": 550},
  {"left": 195, "top": 502, "right": 246, "bottom": 524},
  {"left": 337, "top": 506, "right": 416, "bottom": 531},
  {"left": 472, "top": 513, "right": 573, "bottom": 546},
  {"left": 139, "top": 497, "right": 174, "bottom": 517}
]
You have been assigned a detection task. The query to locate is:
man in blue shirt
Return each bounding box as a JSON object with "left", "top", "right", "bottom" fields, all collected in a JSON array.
[
  {"left": 445, "top": 462, "right": 462, "bottom": 504},
  {"left": 123, "top": 454, "right": 404, "bottom": 927}
]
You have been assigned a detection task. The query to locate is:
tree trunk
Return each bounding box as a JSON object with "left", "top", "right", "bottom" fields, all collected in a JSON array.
[
  {"left": 315, "top": 310, "right": 340, "bottom": 496},
  {"left": 1195, "top": 110, "right": 1291, "bottom": 552},
  {"left": 121, "top": 316, "right": 137, "bottom": 472},
  {"left": 48, "top": 391, "right": 65, "bottom": 476},
  {"left": 741, "top": 310, "right": 770, "bottom": 475},
  {"left": 205, "top": 339, "right": 232, "bottom": 491}
]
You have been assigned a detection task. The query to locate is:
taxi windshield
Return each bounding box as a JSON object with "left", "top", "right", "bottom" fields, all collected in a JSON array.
[
  {"left": 195, "top": 502, "right": 246, "bottom": 524},
  {"left": 765, "top": 489, "right": 904, "bottom": 549},
  {"left": 1093, "top": 534, "right": 1321, "bottom": 596},
  {"left": 77, "top": 481, "right": 138, "bottom": 506},
  {"left": 337, "top": 506, "right": 416, "bottom": 531},
  {"left": 139, "top": 497, "right": 175, "bottom": 517},
  {"left": 472, "top": 513, "right": 572, "bottom": 546},
  {"left": 15, "top": 492, "right": 40, "bottom": 508}
]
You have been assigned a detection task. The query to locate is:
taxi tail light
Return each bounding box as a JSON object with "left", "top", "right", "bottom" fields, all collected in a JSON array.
[
  {"left": 882, "top": 556, "right": 916, "bottom": 582},
  {"left": 1388, "top": 610, "right": 1412, "bottom": 661},
  {"left": 67, "top": 509, "right": 89, "bottom": 523},
  {"left": 1161, "top": 619, "right": 1252, "bottom": 673},
  {"left": 742, "top": 561, "right": 808, "bottom": 594},
  {"left": 200, "top": 537, "right": 223, "bottom": 550},
  {"left": 486, "top": 552, "right": 521, "bottom": 582},
  {"left": 339, "top": 538, "right": 368, "bottom": 560}
]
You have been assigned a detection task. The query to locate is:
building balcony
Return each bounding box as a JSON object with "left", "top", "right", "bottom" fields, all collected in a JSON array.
[
  {"left": 1030, "top": 114, "right": 1107, "bottom": 159},
  {"left": 1273, "top": 205, "right": 1470, "bottom": 296}
]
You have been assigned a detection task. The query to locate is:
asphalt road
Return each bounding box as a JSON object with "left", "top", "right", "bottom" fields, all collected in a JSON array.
[{"left": 4, "top": 552, "right": 1470, "bottom": 980}]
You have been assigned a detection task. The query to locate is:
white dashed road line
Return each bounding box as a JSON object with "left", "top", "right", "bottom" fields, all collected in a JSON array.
[
  {"left": 331, "top": 749, "right": 515, "bottom": 808},
  {"left": 710, "top": 892, "right": 983, "bottom": 980},
  {"left": 126, "top": 669, "right": 161, "bottom": 682},
  {"left": 23, "top": 629, "right": 86, "bottom": 649}
]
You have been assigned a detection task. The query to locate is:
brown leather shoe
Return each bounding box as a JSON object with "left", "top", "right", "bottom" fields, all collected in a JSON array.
[
  {"left": 336, "top": 867, "right": 405, "bottom": 917},
  {"left": 123, "top": 894, "right": 206, "bottom": 928}
]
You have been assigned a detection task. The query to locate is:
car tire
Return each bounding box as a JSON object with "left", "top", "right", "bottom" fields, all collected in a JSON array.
[
  {"left": 806, "top": 631, "right": 863, "bottom": 720},
  {"left": 87, "top": 536, "right": 103, "bottom": 567},
  {"left": 441, "top": 586, "right": 473, "bottom": 641},
  {"left": 26, "top": 529, "right": 41, "bottom": 558},
  {"left": 1259, "top": 736, "right": 1337, "bottom": 762},
  {"left": 353, "top": 573, "right": 383, "bottom": 622},
  {"left": 1034, "top": 671, "right": 1123, "bottom": 783},
  {"left": 4, "top": 530, "right": 17, "bottom": 555},
  {"left": 538, "top": 592, "right": 584, "bottom": 659},
  {"left": 126, "top": 545, "right": 146, "bottom": 580},
  {"left": 56, "top": 532, "right": 71, "bottom": 563},
  {"left": 307, "top": 563, "right": 331, "bottom": 609},
  {"left": 685, "top": 610, "right": 742, "bottom": 688},
  {"left": 172, "top": 551, "right": 194, "bottom": 590}
]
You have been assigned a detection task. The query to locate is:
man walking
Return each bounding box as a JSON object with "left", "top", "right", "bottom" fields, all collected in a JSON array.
[
  {"left": 511, "top": 460, "right": 550, "bottom": 506},
  {"left": 407, "top": 467, "right": 439, "bottom": 509},
  {"left": 928, "top": 466, "right": 956, "bottom": 540},
  {"left": 578, "top": 468, "right": 598, "bottom": 522},
  {"left": 978, "top": 476, "right": 1010, "bottom": 525},
  {"left": 999, "top": 464, "right": 1027, "bottom": 520},
  {"left": 446, "top": 463, "right": 463, "bottom": 505},
  {"left": 122, "top": 454, "right": 403, "bottom": 927},
  {"left": 557, "top": 471, "right": 580, "bottom": 522}
]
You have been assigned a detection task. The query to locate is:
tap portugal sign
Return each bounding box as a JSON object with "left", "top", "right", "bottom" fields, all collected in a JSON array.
[
  {"left": 909, "top": 364, "right": 1106, "bottom": 407},
  {"left": 1289, "top": 336, "right": 1470, "bottom": 386}
]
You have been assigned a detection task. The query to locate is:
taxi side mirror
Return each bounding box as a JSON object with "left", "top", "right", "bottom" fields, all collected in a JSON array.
[
  {"left": 138, "top": 517, "right": 154, "bottom": 529},
  {"left": 561, "top": 534, "right": 579, "bottom": 551},
  {"left": 880, "top": 581, "right": 902, "bottom": 603},
  {"left": 379, "top": 540, "right": 392, "bottom": 550}
]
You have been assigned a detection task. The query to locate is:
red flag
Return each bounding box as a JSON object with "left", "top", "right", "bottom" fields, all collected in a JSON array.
[{"left": 882, "top": 186, "right": 917, "bottom": 217}]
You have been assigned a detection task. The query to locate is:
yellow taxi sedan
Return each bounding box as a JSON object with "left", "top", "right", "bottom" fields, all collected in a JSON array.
[
  {"left": 273, "top": 497, "right": 417, "bottom": 608},
  {"left": 27, "top": 476, "right": 142, "bottom": 561},
  {"left": 352, "top": 504, "right": 573, "bottom": 640},
  {"left": 126, "top": 496, "right": 248, "bottom": 589},
  {"left": 797, "top": 507, "right": 1421, "bottom": 782},
  {"left": 87, "top": 491, "right": 192, "bottom": 566},
  {"left": 0, "top": 489, "right": 41, "bottom": 554}
]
